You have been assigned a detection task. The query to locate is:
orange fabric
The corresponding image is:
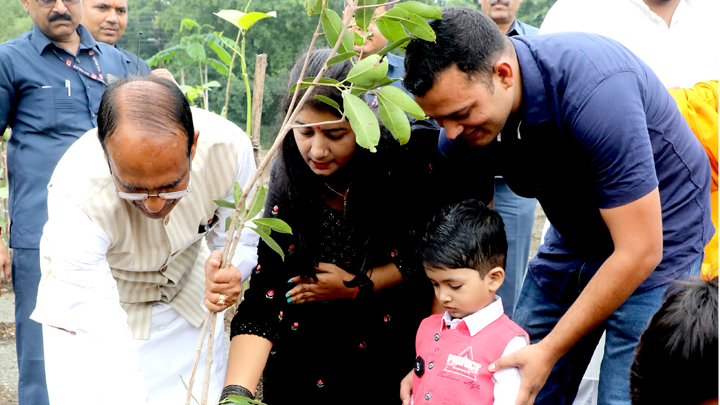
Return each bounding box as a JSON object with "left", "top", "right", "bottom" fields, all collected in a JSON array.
[{"left": 669, "top": 81, "right": 718, "bottom": 279}]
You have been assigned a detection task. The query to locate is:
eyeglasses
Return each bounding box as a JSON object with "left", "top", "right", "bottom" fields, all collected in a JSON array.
[
  {"left": 112, "top": 176, "right": 193, "bottom": 202},
  {"left": 36, "top": 0, "right": 80, "bottom": 9}
]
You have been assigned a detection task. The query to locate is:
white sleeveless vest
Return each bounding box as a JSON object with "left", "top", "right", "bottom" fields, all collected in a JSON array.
[{"left": 41, "top": 108, "right": 240, "bottom": 339}]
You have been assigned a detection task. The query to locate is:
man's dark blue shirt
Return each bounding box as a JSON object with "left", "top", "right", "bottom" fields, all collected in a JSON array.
[
  {"left": 0, "top": 24, "right": 130, "bottom": 248},
  {"left": 116, "top": 44, "right": 151, "bottom": 76},
  {"left": 439, "top": 33, "right": 713, "bottom": 298}
]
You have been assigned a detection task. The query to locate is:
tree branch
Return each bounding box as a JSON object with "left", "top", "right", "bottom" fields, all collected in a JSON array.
[{"left": 289, "top": 118, "right": 346, "bottom": 128}]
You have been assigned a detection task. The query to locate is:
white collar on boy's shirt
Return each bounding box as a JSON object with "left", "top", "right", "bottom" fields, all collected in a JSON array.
[{"left": 439, "top": 295, "right": 505, "bottom": 337}]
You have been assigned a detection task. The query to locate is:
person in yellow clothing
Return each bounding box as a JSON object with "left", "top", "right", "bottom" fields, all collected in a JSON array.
[{"left": 669, "top": 80, "right": 719, "bottom": 279}]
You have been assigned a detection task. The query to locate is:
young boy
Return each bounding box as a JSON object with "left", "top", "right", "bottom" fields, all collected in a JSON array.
[
  {"left": 630, "top": 277, "right": 718, "bottom": 405},
  {"left": 407, "top": 199, "right": 529, "bottom": 405}
]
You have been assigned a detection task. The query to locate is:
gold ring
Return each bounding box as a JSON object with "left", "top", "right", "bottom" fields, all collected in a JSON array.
[{"left": 217, "top": 294, "right": 226, "bottom": 305}]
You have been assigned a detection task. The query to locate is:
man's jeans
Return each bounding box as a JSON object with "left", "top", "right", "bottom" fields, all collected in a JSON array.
[
  {"left": 12, "top": 248, "right": 50, "bottom": 405},
  {"left": 513, "top": 256, "right": 702, "bottom": 405},
  {"left": 494, "top": 178, "right": 537, "bottom": 318}
]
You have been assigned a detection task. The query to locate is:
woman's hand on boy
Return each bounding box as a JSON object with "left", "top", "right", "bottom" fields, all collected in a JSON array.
[{"left": 286, "top": 262, "right": 355, "bottom": 303}]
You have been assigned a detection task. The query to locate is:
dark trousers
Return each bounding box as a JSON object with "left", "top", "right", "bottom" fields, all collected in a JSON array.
[{"left": 12, "top": 248, "right": 49, "bottom": 405}]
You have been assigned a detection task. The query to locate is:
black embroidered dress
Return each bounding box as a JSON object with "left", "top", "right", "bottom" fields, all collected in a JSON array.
[{"left": 231, "top": 126, "right": 442, "bottom": 405}]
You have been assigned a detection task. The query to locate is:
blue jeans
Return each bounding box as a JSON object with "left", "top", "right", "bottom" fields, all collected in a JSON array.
[
  {"left": 513, "top": 256, "right": 702, "bottom": 405},
  {"left": 494, "top": 178, "right": 537, "bottom": 318},
  {"left": 11, "top": 248, "right": 50, "bottom": 405}
]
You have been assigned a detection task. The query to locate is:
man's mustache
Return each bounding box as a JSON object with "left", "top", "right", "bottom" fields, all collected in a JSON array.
[
  {"left": 490, "top": 0, "right": 510, "bottom": 6},
  {"left": 48, "top": 13, "right": 73, "bottom": 23}
]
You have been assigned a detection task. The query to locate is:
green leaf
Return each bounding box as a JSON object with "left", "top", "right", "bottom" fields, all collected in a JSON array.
[
  {"left": 179, "top": 84, "right": 194, "bottom": 94},
  {"left": 179, "top": 375, "right": 201, "bottom": 405},
  {"left": 238, "top": 11, "right": 277, "bottom": 31},
  {"left": 233, "top": 182, "right": 243, "bottom": 205},
  {"left": 376, "top": 36, "right": 412, "bottom": 56},
  {"left": 321, "top": 9, "right": 353, "bottom": 54},
  {"left": 313, "top": 95, "right": 342, "bottom": 115},
  {"left": 214, "top": 199, "right": 237, "bottom": 209},
  {"left": 253, "top": 218, "right": 293, "bottom": 234},
  {"left": 353, "top": 31, "right": 365, "bottom": 47},
  {"left": 0, "top": 187, "right": 8, "bottom": 199},
  {"left": 225, "top": 216, "right": 232, "bottom": 232},
  {"left": 375, "top": 16, "right": 407, "bottom": 44},
  {"left": 379, "top": 98, "right": 411, "bottom": 145},
  {"left": 350, "top": 85, "right": 369, "bottom": 97},
  {"left": 250, "top": 227, "right": 285, "bottom": 261},
  {"left": 396, "top": 1, "right": 442, "bottom": 19},
  {"left": 345, "top": 54, "right": 388, "bottom": 87},
  {"left": 304, "top": 0, "right": 323, "bottom": 16},
  {"left": 247, "top": 186, "right": 266, "bottom": 220},
  {"left": 379, "top": 86, "right": 426, "bottom": 119},
  {"left": 399, "top": 13, "right": 436, "bottom": 41},
  {"left": 181, "top": 18, "right": 201, "bottom": 32},
  {"left": 208, "top": 40, "right": 232, "bottom": 66},
  {"left": 146, "top": 44, "right": 186, "bottom": 67},
  {"left": 288, "top": 78, "right": 340, "bottom": 94},
  {"left": 185, "top": 42, "right": 206, "bottom": 61},
  {"left": 343, "top": 93, "right": 380, "bottom": 152},
  {"left": 186, "top": 88, "right": 200, "bottom": 102},
  {"left": 214, "top": 10, "right": 244, "bottom": 29},
  {"left": 327, "top": 51, "right": 358, "bottom": 66},
  {"left": 204, "top": 80, "right": 222, "bottom": 88},
  {"left": 382, "top": 6, "right": 411, "bottom": 21},
  {"left": 354, "top": 0, "right": 381, "bottom": 33},
  {"left": 207, "top": 57, "right": 230, "bottom": 76}
]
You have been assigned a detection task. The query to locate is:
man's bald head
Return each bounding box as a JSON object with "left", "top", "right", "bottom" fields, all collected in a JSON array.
[{"left": 97, "top": 76, "right": 195, "bottom": 157}]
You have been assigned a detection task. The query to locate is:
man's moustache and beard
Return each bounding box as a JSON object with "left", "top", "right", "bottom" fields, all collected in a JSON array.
[
  {"left": 490, "top": 0, "right": 510, "bottom": 6},
  {"left": 48, "top": 13, "right": 73, "bottom": 23}
]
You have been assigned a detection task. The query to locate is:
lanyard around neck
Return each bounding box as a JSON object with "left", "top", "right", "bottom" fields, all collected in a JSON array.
[{"left": 52, "top": 47, "right": 106, "bottom": 86}]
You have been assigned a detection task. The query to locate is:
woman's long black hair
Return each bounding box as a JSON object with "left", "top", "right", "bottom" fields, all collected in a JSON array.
[{"left": 272, "top": 49, "right": 399, "bottom": 277}]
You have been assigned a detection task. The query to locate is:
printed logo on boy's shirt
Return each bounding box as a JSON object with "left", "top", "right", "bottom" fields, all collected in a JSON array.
[{"left": 444, "top": 346, "right": 481, "bottom": 381}]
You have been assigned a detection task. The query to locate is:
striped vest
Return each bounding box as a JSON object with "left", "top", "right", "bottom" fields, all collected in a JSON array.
[{"left": 41, "top": 108, "right": 240, "bottom": 339}]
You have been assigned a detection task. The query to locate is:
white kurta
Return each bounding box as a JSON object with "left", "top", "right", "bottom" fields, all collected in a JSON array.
[
  {"left": 31, "top": 111, "right": 259, "bottom": 405},
  {"left": 540, "top": 0, "right": 719, "bottom": 88}
]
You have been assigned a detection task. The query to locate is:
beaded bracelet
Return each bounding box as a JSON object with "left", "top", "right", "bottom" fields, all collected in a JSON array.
[{"left": 219, "top": 384, "right": 254, "bottom": 403}]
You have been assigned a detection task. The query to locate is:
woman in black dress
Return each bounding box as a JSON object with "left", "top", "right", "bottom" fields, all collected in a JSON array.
[{"left": 222, "top": 49, "right": 440, "bottom": 405}]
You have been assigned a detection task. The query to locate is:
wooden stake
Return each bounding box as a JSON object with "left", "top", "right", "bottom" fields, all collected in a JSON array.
[{"left": 251, "top": 54, "right": 268, "bottom": 167}]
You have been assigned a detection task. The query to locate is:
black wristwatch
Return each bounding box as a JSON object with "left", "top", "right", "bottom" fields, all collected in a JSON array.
[{"left": 345, "top": 272, "right": 374, "bottom": 299}]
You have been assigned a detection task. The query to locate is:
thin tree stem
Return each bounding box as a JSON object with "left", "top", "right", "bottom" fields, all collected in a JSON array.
[
  {"left": 289, "top": 118, "right": 346, "bottom": 128},
  {"left": 223, "top": 0, "right": 360, "bottom": 265},
  {"left": 222, "top": 29, "right": 243, "bottom": 119},
  {"left": 184, "top": 310, "right": 211, "bottom": 405},
  {"left": 200, "top": 312, "right": 217, "bottom": 405}
]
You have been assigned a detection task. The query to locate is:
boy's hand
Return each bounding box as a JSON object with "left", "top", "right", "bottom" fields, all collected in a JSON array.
[
  {"left": 488, "top": 342, "right": 558, "bottom": 405},
  {"left": 400, "top": 370, "right": 413, "bottom": 404}
]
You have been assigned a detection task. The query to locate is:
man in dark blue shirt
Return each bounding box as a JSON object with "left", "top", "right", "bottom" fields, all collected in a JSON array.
[
  {"left": 0, "top": 1, "right": 129, "bottom": 403},
  {"left": 478, "top": 0, "right": 539, "bottom": 36},
  {"left": 479, "top": 0, "right": 540, "bottom": 320},
  {"left": 399, "top": 8, "right": 712, "bottom": 405},
  {"left": 81, "top": 0, "right": 151, "bottom": 75}
]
